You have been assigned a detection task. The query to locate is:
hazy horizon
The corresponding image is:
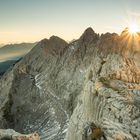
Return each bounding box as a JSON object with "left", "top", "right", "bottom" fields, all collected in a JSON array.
[{"left": 1, "top": 0, "right": 140, "bottom": 44}]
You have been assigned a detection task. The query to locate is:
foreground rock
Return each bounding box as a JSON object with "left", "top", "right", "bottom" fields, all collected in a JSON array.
[
  {"left": 0, "top": 129, "right": 40, "bottom": 140},
  {"left": 0, "top": 28, "right": 140, "bottom": 140}
]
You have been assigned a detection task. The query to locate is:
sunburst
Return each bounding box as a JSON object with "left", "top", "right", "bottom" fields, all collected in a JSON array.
[
  {"left": 121, "top": 21, "right": 140, "bottom": 55},
  {"left": 128, "top": 22, "right": 139, "bottom": 34}
]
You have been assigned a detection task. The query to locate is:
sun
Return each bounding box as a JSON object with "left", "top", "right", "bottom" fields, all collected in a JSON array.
[{"left": 128, "top": 23, "right": 139, "bottom": 34}]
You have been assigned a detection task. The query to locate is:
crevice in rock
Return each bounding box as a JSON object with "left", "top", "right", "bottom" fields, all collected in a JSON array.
[{"left": 97, "top": 60, "right": 106, "bottom": 76}]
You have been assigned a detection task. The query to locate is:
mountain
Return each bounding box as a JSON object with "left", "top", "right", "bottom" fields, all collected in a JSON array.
[
  {"left": 0, "top": 42, "right": 36, "bottom": 75},
  {"left": 0, "top": 27, "right": 140, "bottom": 140},
  {"left": 0, "top": 42, "right": 37, "bottom": 61},
  {"left": 0, "top": 44, "right": 5, "bottom": 48}
]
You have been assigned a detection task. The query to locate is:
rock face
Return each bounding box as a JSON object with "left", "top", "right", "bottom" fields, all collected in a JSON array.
[
  {"left": 0, "top": 27, "right": 140, "bottom": 140},
  {"left": 0, "top": 129, "right": 40, "bottom": 140}
]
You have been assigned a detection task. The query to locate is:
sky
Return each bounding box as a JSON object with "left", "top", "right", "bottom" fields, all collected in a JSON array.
[{"left": 0, "top": 0, "right": 140, "bottom": 44}]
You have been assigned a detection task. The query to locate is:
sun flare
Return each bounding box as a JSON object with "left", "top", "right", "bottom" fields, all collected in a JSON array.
[{"left": 128, "top": 23, "right": 139, "bottom": 34}]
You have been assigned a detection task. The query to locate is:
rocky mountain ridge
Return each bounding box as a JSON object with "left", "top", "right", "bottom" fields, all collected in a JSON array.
[{"left": 0, "top": 27, "right": 140, "bottom": 140}]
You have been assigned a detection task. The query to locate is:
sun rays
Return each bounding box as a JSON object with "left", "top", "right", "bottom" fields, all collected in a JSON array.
[
  {"left": 121, "top": 20, "right": 140, "bottom": 41},
  {"left": 128, "top": 22, "right": 139, "bottom": 34},
  {"left": 120, "top": 21, "right": 140, "bottom": 56}
]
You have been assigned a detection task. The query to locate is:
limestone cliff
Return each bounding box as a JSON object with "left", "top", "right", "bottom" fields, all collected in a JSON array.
[{"left": 0, "top": 27, "right": 140, "bottom": 140}]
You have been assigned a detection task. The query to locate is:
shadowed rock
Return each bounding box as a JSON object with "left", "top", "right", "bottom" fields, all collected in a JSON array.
[{"left": 79, "top": 27, "right": 99, "bottom": 46}]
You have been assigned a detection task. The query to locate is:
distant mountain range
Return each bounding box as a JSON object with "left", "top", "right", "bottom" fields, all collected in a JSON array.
[
  {"left": 0, "top": 42, "right": 37, "bottom": 61},
  {"left": 0, "top": 42, "right": 36, "bottom": 75},
  {"left": 0, "top": 44, "right": 5, "bottom": 47}
]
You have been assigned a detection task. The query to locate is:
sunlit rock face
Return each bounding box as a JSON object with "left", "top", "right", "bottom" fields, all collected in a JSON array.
[
  {"left": 0, "top": 27, "right": 140, "bottom": 140},
  {"left": 120, "top": 28, "right": 140, "bottom": 56}
]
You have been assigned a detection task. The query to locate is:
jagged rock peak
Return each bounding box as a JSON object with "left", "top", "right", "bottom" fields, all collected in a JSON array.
[
  {"left": 120, "top": 27, "right": 140, "bottom": 38},
  {"left": 120, "top": 27, "right": 140, "bottom": 36},
  {"left": 37, "top": 36, "right": 68, "bottom": 50},
  {"left": 101, "top": 32, "right": 118, "bottom": 38},
  {"left": 83, "top": 27, "right": 95, "bottom": 35},
  {"left": 40, "top": 38, "right": 49, "bottom": 42},
  {"left": 49, "top": 35, "right": 68, "bottom": 45},
  {"left": 36, "top": 36, "right": 68, "bottom": 56},
  {"left": 38, "top": 38, "right": 49, "bottom": 47},
  {"left": 120, "top": 27, "right": 129, "bottom": 37},
  {"left": 122, "top": 27, "right": 129, "bottom": 32},
  {"left": 100, "top": 32, "right": 119, "bottom": 43},
  {"left": 79, "top": 27, "right": 99, "bottom": 45}
]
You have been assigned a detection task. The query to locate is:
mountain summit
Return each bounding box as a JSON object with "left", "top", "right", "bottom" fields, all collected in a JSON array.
[{"left": 79, "top": 27, "right": 99, "bottom": 45}]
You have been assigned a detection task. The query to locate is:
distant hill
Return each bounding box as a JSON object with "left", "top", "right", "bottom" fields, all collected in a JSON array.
[
  {"left": 0, "top": 42, "right": 37, "bottom": 61},
  {"left": 0, "top": 42, "right": 37, "bottom": 75},
  {"left": 0, "top": 44, "right": 5, "bottom": 48}
]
